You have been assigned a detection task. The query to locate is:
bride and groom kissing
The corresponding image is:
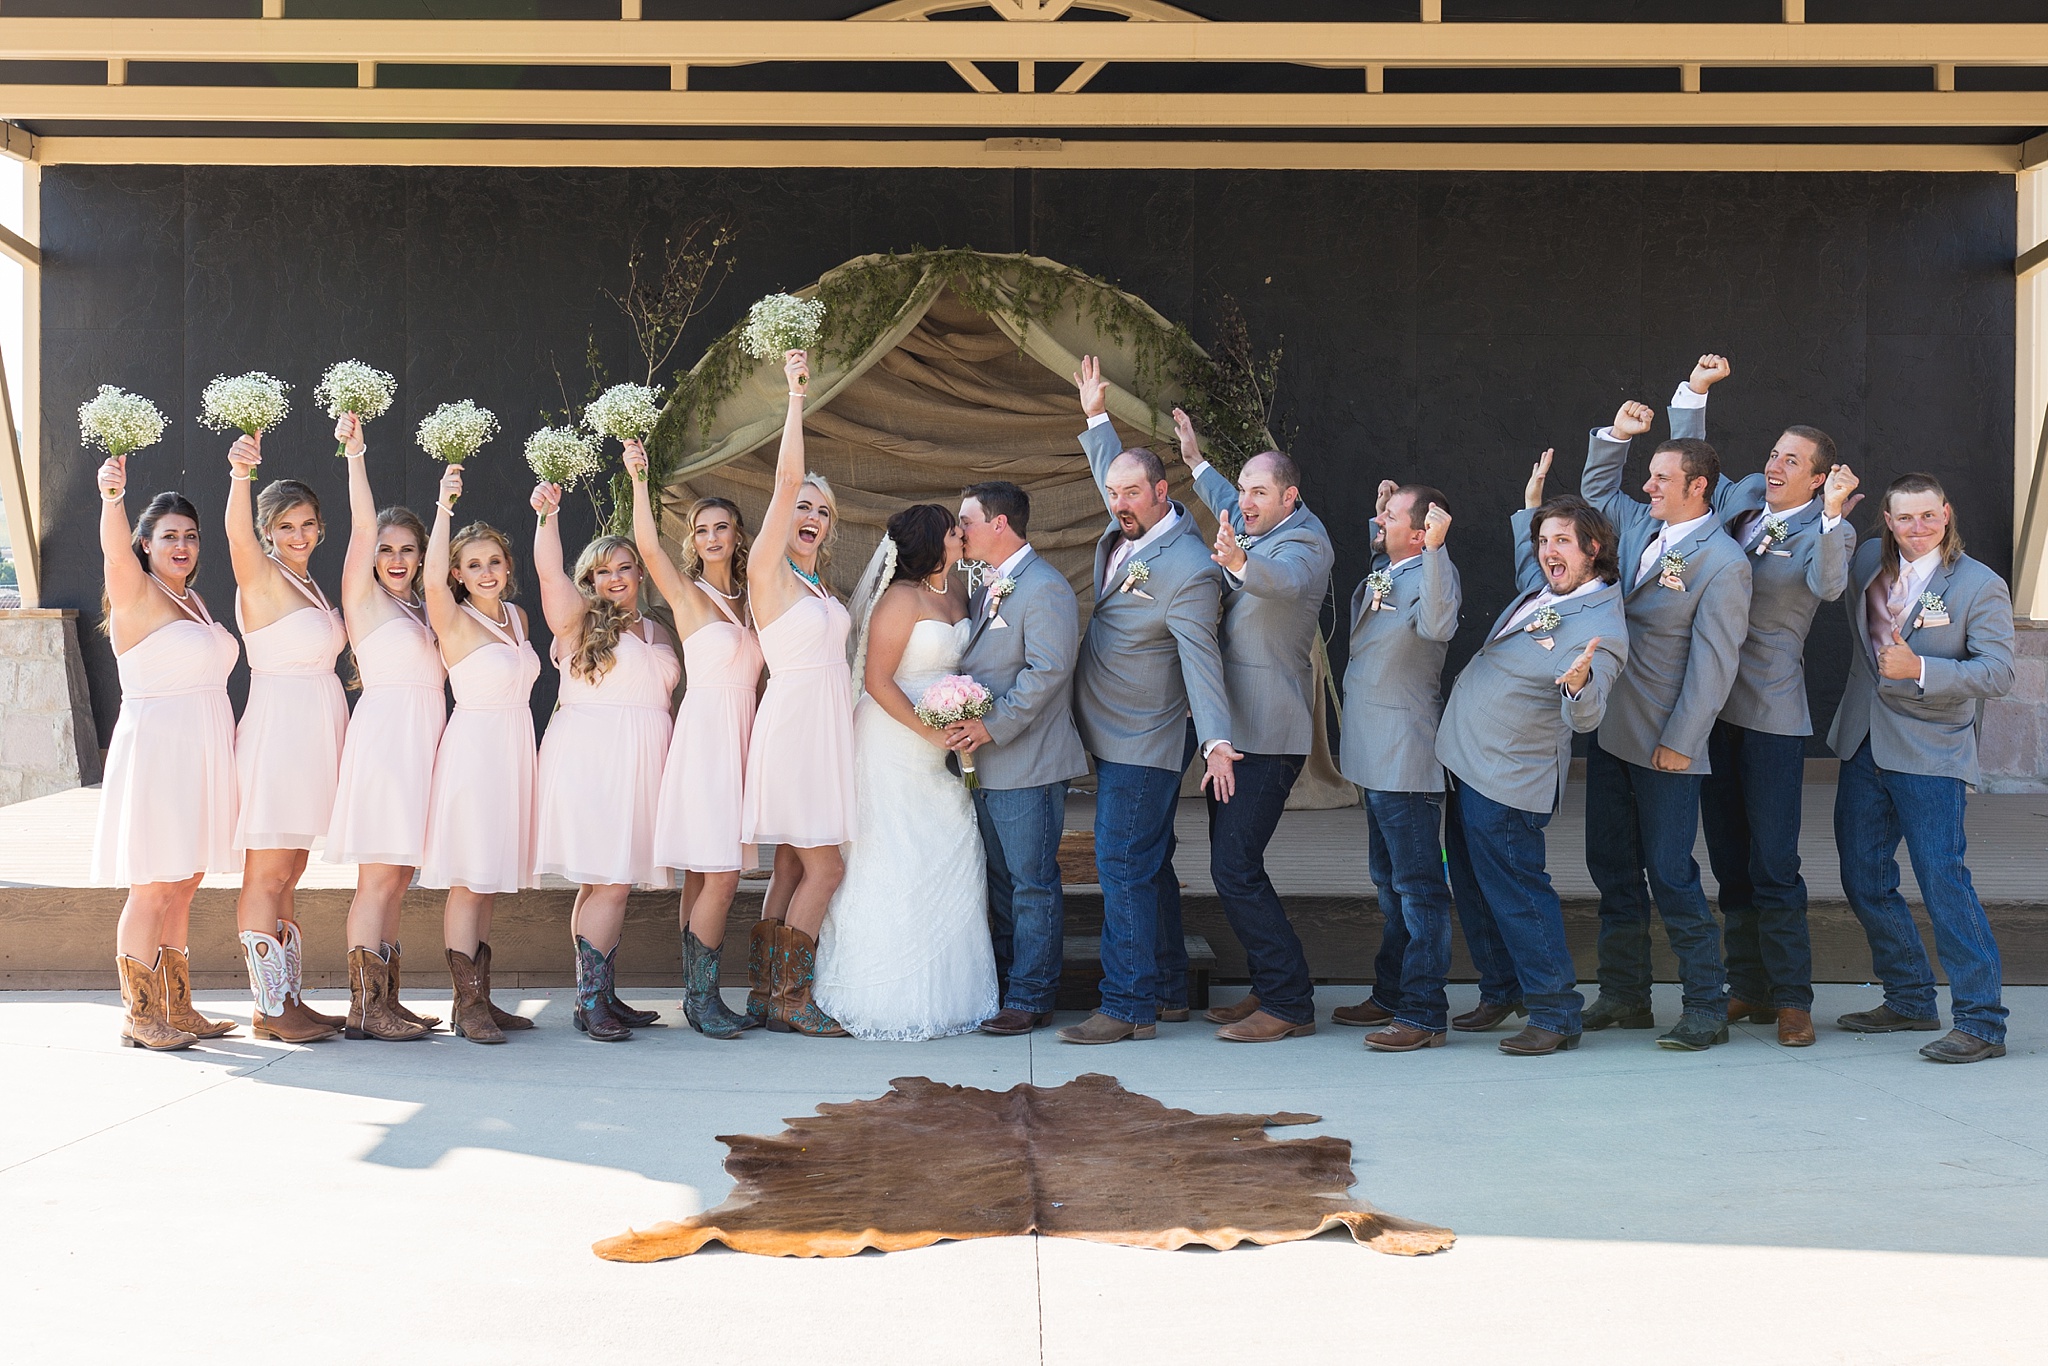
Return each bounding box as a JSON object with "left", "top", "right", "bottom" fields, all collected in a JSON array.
[{"left": 814, "top": 354, "right": 1245, "bottom": 1046}]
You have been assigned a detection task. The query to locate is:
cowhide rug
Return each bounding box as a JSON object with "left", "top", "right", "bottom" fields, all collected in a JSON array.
[{"left": 594, "top": 1073, "right": 1454, "bottom": 1260}]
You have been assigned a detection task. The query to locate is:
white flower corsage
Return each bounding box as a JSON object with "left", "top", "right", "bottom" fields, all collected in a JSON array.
[
  {"left": 1915, "top": 590, "right": 1951, "bottom": 628},
  {"left": 1755, "top": 515, "right": 1790, "bottom": 553},
  {"left": 1365, "top": 568, "right": 1394, "bottom": 611},
  {"left": 1119, "top": 560, "right": 1153, "bottom": 598},
  {"left": 987, "top": 576, "right": 1018, "bottom": 605},
  {"left": 1658, "top": 550, "right": 1689, "bottom": 590},
  {"left": 1528, "top": 606, "right": 1562, "bottom": 634},
  {"left": 1235, "top": 532, "right": 1255, "bottom": 551}
]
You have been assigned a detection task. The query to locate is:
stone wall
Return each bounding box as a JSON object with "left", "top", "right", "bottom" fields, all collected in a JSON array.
[
  {"left": 0, "top": 609, "right": 102, "bottom": 807},
  {"left": 1981, "top": 619, "right": 2048, "bottom": 793}
]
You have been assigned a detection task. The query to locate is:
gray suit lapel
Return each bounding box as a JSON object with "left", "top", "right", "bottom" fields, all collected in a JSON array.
[
  {"left": 1901, "top": 560, "right": 1956, "bottom": 645},
  {"left": 965, "top": 549, "right": 1030, "bottom": 654}
]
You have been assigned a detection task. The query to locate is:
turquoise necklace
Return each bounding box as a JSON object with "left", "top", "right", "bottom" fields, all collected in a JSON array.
[{"left": 787, "top": 556, "right": 823, "bottom": 589}]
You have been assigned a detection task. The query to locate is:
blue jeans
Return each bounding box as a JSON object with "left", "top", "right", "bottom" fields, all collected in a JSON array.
[
  {"left": 1586, "top": 735, "right": 1726, "bottom": 1021},
  {"left": 1701, "top": 721, "right": 1813, "bottom": 1010},
  {"left": 1093, "top": 726, "right": 1197, "bottom": 1026},
  {"left": 1445, "top": 777, "right": 1582, "bottom": 1035},
  {"left": 1835, "top": 739, "right": 2007, "bottom": 1045},
  {"left": 973, "top": 780, "right": 1069, "bottom": 1015},
  {"left": 1207, "top": 752, "right": 1312, "bottom": 1025},
  {"left": 1361, "top": 788, "right": 1453, "bottom": 1033}
]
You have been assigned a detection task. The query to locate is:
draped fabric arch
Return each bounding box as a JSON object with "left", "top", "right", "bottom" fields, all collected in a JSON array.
[{"left": 649, "top": 252, "right": 1352, "bottom": 809}]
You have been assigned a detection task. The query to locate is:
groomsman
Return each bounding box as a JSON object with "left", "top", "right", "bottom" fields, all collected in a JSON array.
[
  {"left": 948, "top": 480, "right": 1092, "bottom": 1037},
  {"left": 1437, "top": 490, "right": 1629, "bottom": 1055},
  {"left": 1829, "top": 474, "right": 2014, "bottom": 1063},
  {"left": 1329, "top": 481, "right": 1463, "bottom": 1050},
  {"left": 1665, "top": 354, "right": 1858, "bottom": 1048},
  {"left": 1579, "top": 398, "right": 1752, "bottom": 1051},
  {"left": 1172, "top": 408, "right": 1335, "bottom": 1044},
  {"left": 1063, "top": 356, "right": 1236, "bottom": 1045}
]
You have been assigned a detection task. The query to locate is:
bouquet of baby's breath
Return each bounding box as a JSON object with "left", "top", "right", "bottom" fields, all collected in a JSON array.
[
  {"left": 740, "top": 293, "right": 828, "bottom": 389},
  {"left": 199, "top": 370, "right": 292, "bottom": 436},
  {"left": 415, "top": 399, "right": 500, "bottom": 506},
  {"left": 78, "top": 385, "right": 170, "bottom": 459},
  {"left": 313, "top": 359, "right": 397, "bottom": 457},
  {"left": 582, "top": 382, "right": 664, "bottom": 480},
  {"left": 523, "top": 426, "right": 602, "bottom": 526}
]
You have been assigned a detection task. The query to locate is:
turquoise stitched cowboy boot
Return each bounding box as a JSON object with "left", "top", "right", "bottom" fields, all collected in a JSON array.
[
  {"left": 684, "top": 927, "right": 755, "bottom": 1040},
  {"left": 572, "top": 936, "right": 632, "bottom": 1043}
]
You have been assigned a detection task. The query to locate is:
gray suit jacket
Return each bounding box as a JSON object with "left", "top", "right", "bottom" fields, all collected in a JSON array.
[
  {"left": 1437, "top": 515, "right": 1628, "bottom": 813},
  {"left": 1074, "top": 420, "right": 1233, "bottom": 771},
  {"left": 1826, "top": 542, "right": 2015, "bottom": 786},
  {"left": 1671, "top": 400, "right": 1854, "bottom": 736},
  {"left": 1581, "top": 425, "right": 1753, "bottom": 773},
  {"left": 1339, "top": 545, "right": 1460, "bottom": 794},
  {"left": 1190, "top": 462, "right": 1335, "bottom": 757},
  {"left": 956, "top": 547, "right": 1090, "bottom": 791}
]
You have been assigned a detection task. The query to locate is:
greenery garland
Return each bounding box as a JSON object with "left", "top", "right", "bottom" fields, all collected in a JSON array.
[{"left": 615, "top": 248, "right": 1279, "bottom": 532}]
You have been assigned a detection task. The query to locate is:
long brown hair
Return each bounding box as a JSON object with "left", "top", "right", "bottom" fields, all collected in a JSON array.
[
  {"left": 677, "top": 495, "right": 750, "bottom": 615},
  {"left": 1878, "top": 472, "right": 1965, "bottom": 575},
  {"left": 99, "top": 491, "right": 201, "bottom": 636},
  {"left": 375, "top": 505, "right": 429, "bottom": 596},
  {"left": 568, "top": 534, "right": 643, "bottom": 682},
  {"left": 1528, "top": 494, "right": 1622, "bottom": 585},
  {"left": 448, "top": 522, "right": 519, "bottom": 604}
]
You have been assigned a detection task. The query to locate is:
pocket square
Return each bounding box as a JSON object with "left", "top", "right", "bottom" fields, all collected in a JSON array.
[
  {"left": 1768, "top": 549, "right": 1791, "bottom": 558},
  {"left": 1536, "top": 636, "right": 1556, "bottom": 651},
  {"left": 988, "top": 615, "right": 1010, "bottom": 630},
  {"left": 1915, "top": 612, "right": 1951, "bottom": 629}
]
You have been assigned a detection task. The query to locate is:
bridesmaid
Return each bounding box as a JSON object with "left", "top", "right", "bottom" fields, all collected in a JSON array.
[
  {"left": 225, "top": 433, "right": 348, "bottom": 1044},
  {"left": 624, "top": 439, "right": 764, "bottom": 1039},
  {"left": 323, "top": 412, "right": 441, "bottom": 1041},
  {"left": 741, "top": 349, "right": 856, "bottom": 1037},
  {"left": 419, "top": 464, "right": 541, "bottom": 1044},
  {"left": 91, "top": 457, "right": 239, "bottom": 1050},
  {"left": 530, "top": 484, "right": 679, "bottom": 1044}
]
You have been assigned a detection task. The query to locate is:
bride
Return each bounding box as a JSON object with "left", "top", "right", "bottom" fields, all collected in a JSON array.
[{"left": 814, "top": 504, "right": 999, "bottom": 1040}]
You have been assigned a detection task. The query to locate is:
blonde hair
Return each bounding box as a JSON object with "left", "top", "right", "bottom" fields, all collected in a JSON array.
[
  {"left": 255, "top": 478, "right": 324, "bottom": 552},
  {"left": 678, "top": 495, "right": 751, "bottom": 615},
  {"left": 447, "top": 522, "right": 519, "bottom": 603},
  {"left": 796, "top": 472, "right": 839, "bottom": 573},
  {"left": 567, "top": 534, "right": 643, "bottom": 682}
]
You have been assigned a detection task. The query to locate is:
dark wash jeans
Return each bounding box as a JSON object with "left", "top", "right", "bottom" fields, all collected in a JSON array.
[
  {"left": 1092, "top": 725, "right": 1198, "bottom": 1025},
  {"left": 1586, "top": 734, "right": 1727, "bottom": 1021},
  {"left": 1836, "top": 739, "right": 2007, "bottom": 1045},
  {"left": 1362, "top": 788, "right": 1453, "bottom": 1033},
  {"left": 1206, "top": 751, "right": 1312, "bottom": 1025},
  {"left": 1701, "top": 720, "right": 1814, "bottom": 1010},
  {"left": 1444, "top": 776, "right": 1583, "bottom": 1036},
  {"left": 974, "top": 780, "right": 1069, "bottom": 1015}
]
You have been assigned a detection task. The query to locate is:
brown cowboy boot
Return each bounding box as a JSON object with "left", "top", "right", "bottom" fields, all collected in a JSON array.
[
  {"left": 242, "top": 929, "right": 337, "bottom": 1044},
  {"left": 160, "top": 946, "right": 237, "bottom": 1038},
  {"left": 475, "top": 942, "right": 534, "bottom": 1031},
  {"left": 381, "top": 941, "right": 442, "bottom": 1031},
  {"left": 744, "top": 920, "right": 775, "bottom": 1026},
  {"left": 1203, "top": 993, "right": 1262, "bottom": 1025},
  {"left": 119, "top": 952, "right": 198, "bottom": 1051},
  {"left": 768, "top": 924, "right": 847, "bottom": 1037},
  {"left": 445, "top": 947, "right": 505, "bottom": 1044},
  {"left": 345, "top": 947, "right": 428, "bottom": 1041}
]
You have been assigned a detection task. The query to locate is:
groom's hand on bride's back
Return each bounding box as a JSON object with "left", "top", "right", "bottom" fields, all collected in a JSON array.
[{"left": 946, "top": 718, "right": 992, "bottom": 752}]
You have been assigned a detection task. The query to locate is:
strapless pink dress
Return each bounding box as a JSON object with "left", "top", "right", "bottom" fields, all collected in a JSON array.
[
  {"left": 420, "top": 602, "right": 541, "bottom": 894},
  {"left": 534, "top": 620, "right": 679, "bottom": 887},
  {"left": 325, "top": 602, "right": 447, "bottom": 868},
  {"left": 654, "top": 583, "right": 764, "bottom": 877},
  {"left": 92, "top": 590, "right": 241, "bottom": 887},
  {"left": 741, "top": 585, "right": 856, "bottom": 848},
  {"left": 234, "top": 572, "right": 348, "bottom": 855}
]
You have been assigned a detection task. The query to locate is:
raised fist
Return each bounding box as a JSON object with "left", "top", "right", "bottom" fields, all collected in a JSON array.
[
  {"left": 1611, "top": 401, "right": 1655, "bottom": 441},
  {"left": 1422, "top": 502, "right": 1452, "bottom": 551},
  {"left": 97, "top": 455, "right": 127, "bottom": 501},
  {"left": 1689, "top": 353, "right": 1732, "bottom": 393},
  {"left": 785, "top": 350, "right": 810, "bottom": 393},
  {"left": 622, "top": 438, "right": 649, "bottom": 481}
]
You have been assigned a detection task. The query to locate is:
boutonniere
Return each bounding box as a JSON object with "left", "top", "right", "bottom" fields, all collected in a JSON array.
[
  {"left": 1119, "top": 559, "right": 1154, "bottom": 600},
  {"left": 1915, "top": 590, "right": 1951, "bottom": 629},
  {"left": 1525, "top": 604, "right": 1561, "bottom": 649},
  {"left": 1365, "top": 568, "right": 1395, "bottom": 611},
  {"left": 982, "top": 576, "right": 1018, "bottom": 628},
  {"left": 1234, "top": 532, "right": 1255, "bottom": 551},
  {"left": 1754, "top": 515, "right": 1791, "bottom": 555},
  {"left": 1658, "top": 550, "right": 1688, "bottom": 591}
]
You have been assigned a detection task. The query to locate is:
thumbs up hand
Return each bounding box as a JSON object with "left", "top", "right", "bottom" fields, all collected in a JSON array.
[{"left": 1878, "top": 628, "right": 1921, "bottom": 681}]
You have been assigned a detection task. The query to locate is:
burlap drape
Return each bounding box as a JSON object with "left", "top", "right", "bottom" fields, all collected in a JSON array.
[{"left": 653, "top": 256, "right": 1353, "bottom": 809}]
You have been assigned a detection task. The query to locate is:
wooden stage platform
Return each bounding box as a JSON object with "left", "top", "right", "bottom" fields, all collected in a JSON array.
[{"left": 3, "top": 784, "right": 2044, "bottom": 991}]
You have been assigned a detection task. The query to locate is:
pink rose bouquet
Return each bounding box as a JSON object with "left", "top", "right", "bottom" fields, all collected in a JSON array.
[{"left": 914, "top": 673, "right": 995, "bottom": 789}]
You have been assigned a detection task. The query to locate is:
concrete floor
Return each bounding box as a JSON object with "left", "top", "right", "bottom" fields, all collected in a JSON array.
[{"left": 2, "top": 984, "right": 2043, "bottom": 1365}]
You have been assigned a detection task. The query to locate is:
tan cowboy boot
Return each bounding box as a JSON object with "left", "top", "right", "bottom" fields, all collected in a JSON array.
[
  {"left": 160, "top": 946, "right": 237, "bottom": 1038},
  {"left": 345, "top": 946, "right": 428, "bottom": 1041},
  {"left": 381, "top": 941, "right": 442, "bottom": 1031},
  {"left": 744, "top": 920, "right": 775, "bottom": 1026},
  {"left": 119, "top": 952, "right": 198, "bottom": 1051},
  {"left": 445, "top": 947, "right": 505, "bottom": 1044},
  {"left": 767, "top": 925, "right": 847, "bottom": 1038}
]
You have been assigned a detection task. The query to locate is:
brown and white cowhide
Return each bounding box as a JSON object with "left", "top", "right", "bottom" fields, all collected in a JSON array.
[{"left": 594, "top": 1072, "right": 1454, "bottom": 1260}]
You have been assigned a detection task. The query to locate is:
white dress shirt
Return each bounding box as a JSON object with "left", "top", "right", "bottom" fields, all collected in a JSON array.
[{"left": 984, "top": 543, "right": 1033, "bottom": 617}]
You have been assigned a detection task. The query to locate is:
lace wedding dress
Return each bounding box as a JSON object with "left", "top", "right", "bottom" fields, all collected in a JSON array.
[{"left": 815, "top": 616, "right": 999, "bottom": 1041}]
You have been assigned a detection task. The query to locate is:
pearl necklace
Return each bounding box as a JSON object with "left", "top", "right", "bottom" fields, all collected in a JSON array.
[
  {"left": 149, "top": 571, "right": 192, "bottom": 602},
  {"left": 920, "top": 571, "right": 948, "bottom": 594},
  {"left": 697, "top": 575, "right": 742, "bottom": 601}
]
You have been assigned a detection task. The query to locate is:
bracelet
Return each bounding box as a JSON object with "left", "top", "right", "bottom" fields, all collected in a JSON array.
[
  {"left": 436, "top": 501, "right": 455, "bottom": 516},
  {"left": 789, "top": 391, "right": 806, "bottom": 398},
  {"left": 101, "top": 490, "right": 123, "bottom": 502},
  {"left": 343, "top": 451, "right": 364, "bottom": 461},
  {"left": 232, "top": 470, "right": 257, "bottom": 481}
]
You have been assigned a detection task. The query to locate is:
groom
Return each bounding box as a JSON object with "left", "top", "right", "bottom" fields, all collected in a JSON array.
[
  {"left": 947, "top": 480, "right": 1091, "bottom": 1036},
  {"left": 1061, "top": 355, "right": 1237, "bottom": 1045}
]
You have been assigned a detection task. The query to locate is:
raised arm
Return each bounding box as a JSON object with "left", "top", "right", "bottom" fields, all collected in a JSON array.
[
  {"left": 1414, "top": 539, "right": 1461, "bottom": 644},
  {"left": 746, "top": 351, "right": 811, "bottom": 624},
  {"left": 1806, "top": 463, "right": 1859, "bottom": 602},
  {"left": 422, "top": 464, "right": 464, "bottom": 642},
  {"left": 622, "top": 438, "right": 691, "bottom": 610},
  {"left": 1510, "top": 507, "right": 1544, "bottom": 597},
  {"left": 1074, "top": 354, "right": 1120, "bottom": 512},
  {"left": 96, "top": 456, "right": 149, "bottom": 618},
  {"left": 223, "top": 433, "right": 271, "bottom": 588},
  {"left": 336, "top": 414, "right": 381, "bottom": 614},
  {"left": 1668, "top": 353, "right": 1727, "bottom": 444},
  {"left": 1581, "top": 400, "right": 1653, "bottom": 511},
  {"left": 529, "top": 482, "right": 587, "bottom": 643},
  {"left": 1174, "top": 407, "right": 1244, "bottom": 533}
]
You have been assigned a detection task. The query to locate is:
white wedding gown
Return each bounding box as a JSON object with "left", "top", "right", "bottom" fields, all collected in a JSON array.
[{"left": 815, "top": 617, "right": 999, "bottom": 1041}]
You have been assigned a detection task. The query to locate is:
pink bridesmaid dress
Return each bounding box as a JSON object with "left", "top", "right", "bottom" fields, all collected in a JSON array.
[
  {"left": 233, "top": 564, "right": 348, "bottom": 854},
  {"left": 91, "top": 583, "right": 241, "bottom": 887},
  {"left": 324, "top": 593, "right": 448, "bottom": 868},
  {"left": 653, "top": 581, "right": 764, "bottom": 878},
  {"left": 534, "top": 619, "right": 680, "bottom": 887},
  {"left": 740, "top": 580, "right": 857, "bottom": 848},
  {"left": 420, "top": 602, "right": 541, "bottom": 894}
]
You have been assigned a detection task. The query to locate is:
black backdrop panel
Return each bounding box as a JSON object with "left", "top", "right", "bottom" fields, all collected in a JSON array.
[{"left": 36, "top": 166, "right": 2015, "bottom": 754}]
